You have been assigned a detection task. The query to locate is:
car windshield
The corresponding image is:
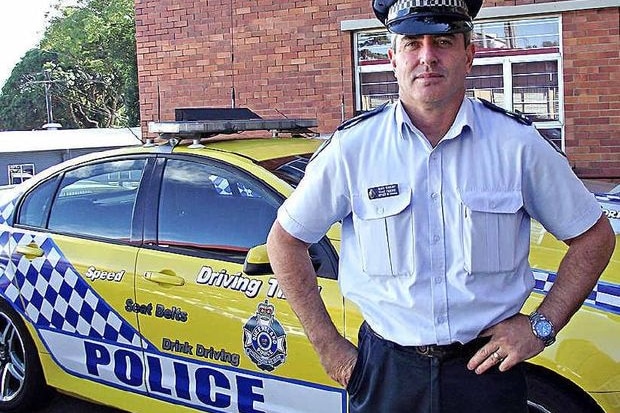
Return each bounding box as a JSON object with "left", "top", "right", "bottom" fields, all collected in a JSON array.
[
  {"left": 583, "top": 179, "right": 620, "bottom": 195},
  {"left": 258, "top": 154, "right": 312, "bottom": 187}
]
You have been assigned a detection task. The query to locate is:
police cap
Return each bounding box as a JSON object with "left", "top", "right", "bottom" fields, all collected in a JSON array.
[{"left": 373, "top": 0, "right": 483, "bottom": 35}]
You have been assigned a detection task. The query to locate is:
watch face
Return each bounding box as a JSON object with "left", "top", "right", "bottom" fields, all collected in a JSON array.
[{"left": 535, "top": 320, "right": 553, "bottom": 337}]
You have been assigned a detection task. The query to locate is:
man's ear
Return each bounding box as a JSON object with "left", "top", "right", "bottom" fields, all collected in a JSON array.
[
  {"left": 465, "top": 43, "right": 476, "bottom": 74},
  {"left": 388, "top": 48, "right": 397, "bottom": 72}
]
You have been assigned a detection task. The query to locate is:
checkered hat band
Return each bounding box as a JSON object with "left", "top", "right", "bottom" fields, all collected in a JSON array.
[{"left": 388, "top": 0, "right": 468, "bottom": 21}]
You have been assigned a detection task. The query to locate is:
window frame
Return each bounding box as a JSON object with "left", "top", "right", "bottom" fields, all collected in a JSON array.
[
  {"left": 352, "top": 15, "right": 565, "bottom": 149},
  {"left": 471, "top": 51, "right": 564, "bottom": 150},
  {"left": 143, "top": 154, "right": 284, "bottom": 262},
  {"left": 15, "top": 155, "right": 154, "bottom": 246},
  {"left": 8, "top": 163, "right": 35, "bottom": 185},
  {"left": 154, "top": 155, "right": 281, "bottom": 257},
  {"left": 141, "top": 153, "right": 339, "bottom": 280}
]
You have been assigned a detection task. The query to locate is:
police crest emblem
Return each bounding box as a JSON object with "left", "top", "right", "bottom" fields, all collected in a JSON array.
[{"left": 243, "top": 300, "right": 287, "bottom": 371}]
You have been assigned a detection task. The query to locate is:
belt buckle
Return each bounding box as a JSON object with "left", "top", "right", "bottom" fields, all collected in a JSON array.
[
  {"left": 416, "top": 344, "right": 454, "bottom": 359},
  {"left": 416, "top": 345, "right": 442, "bottom": 358}
]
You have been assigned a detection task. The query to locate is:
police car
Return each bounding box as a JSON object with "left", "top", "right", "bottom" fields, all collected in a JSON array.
[{"left": 0, "top": 115, "right": 617, "bottom": 413}]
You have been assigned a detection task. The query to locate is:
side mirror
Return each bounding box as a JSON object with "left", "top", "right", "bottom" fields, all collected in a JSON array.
[
  {"left": 243, "top": 244, "right": 273, "bottom": 275},
  {"left": 243, "top": 243, "right": 322, "bottom": 276}
]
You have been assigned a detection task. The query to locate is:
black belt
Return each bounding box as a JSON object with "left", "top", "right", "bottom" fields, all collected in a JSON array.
[{"left": 363, "top": 322, "right": 489, "bottom": 361}]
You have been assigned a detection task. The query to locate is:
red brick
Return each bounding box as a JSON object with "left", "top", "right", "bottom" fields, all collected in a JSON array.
[{"left": 136, "top": 0, "right": 620, "bottom": 178}]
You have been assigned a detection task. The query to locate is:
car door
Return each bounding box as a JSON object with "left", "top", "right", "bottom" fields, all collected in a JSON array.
[
  {"left": 10, "top": 156, "right": 151, "bottom": 394},
  {"left": 134, "top": 154, "right": 347, "bottom": 413}
]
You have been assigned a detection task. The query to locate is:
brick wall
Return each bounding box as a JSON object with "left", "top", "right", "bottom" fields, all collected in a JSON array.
[
  {"left": 135, "top": 0, "right": 368, "bottom": 134},
  {"left": 135, "top": 0, "right": 620, "bottom": 178},
  {"left": 562, "top": 8, "right": 620, "bottom": 179}
]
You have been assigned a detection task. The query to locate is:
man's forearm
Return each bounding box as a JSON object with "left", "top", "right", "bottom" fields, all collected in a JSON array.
[
  {"left": 538, "top": 214, "right": 615, "bottom": 330},
  {"left": 266, "top": 221, "right": 342, "bottom": 351},
  {"left": 266, "top": 221, "right": 358, "bottom": 386}
]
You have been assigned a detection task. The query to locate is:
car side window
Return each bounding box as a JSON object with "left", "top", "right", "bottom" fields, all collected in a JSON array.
[
  {"left": 158, "top": 159, "right": 279, "bottom": 253},
  {"left": 46, "top": 159, "right": 146, "bottom": 240},
  {"left": 18, "top": 179, "right": 58, "bottom": 228}
]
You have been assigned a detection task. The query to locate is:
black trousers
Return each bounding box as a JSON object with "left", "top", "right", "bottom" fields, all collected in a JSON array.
[{"left": 347, "top": 322, "right": 528, "bottom": 413}]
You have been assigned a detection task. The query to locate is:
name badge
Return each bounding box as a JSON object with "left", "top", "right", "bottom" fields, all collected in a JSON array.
[{"left": 368, "top": 184, "right": 399, "bottom": 200}]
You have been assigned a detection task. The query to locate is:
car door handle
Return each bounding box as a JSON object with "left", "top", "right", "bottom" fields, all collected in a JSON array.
[
  {"left": 143, "top": 271, "right": 185, "bottom": 286},
  {"left": 15, "top": 244, "right": 44, "bottom": 259}
]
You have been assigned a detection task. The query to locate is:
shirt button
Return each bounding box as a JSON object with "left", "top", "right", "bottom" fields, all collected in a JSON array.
[
  {"left": 431, "top": 192, "right": 439, "bottom": 200},
  {"left": 377, "top": 207, "right": 384, "bottom": 214},
  {"left": 434, "top": 277, "right": 443, "bottom": 284},
  {"left": 437, "top": 316, "right": 445, "bottom": 324},
  {"left": 433, "top": 235, "right": 440, "bottom": 243}
]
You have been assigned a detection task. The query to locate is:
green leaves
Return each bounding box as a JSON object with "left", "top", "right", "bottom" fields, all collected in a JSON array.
[{"left": 0, "top": 0, "right": 139, "bottom": 130}]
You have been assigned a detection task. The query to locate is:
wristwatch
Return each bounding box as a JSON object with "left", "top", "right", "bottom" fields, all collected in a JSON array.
[{"left": 529, "top": 311, "right": 556, "bottom": 347}]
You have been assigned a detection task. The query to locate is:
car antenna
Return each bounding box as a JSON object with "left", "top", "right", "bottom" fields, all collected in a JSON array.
[{"left": 229, "top": 0, "right": 236, "bottom": 109}]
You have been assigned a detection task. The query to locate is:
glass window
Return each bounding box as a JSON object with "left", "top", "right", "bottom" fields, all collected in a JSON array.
[
  {"left": 259, "top": 154, "right": 313, "bottom": 187},
  {"left": 355, "top": 29, "right": 398, "bottom": 111},
  {"left": 474, "top": 17, "right": 560, "bottom": 57},
  {"left": 18, "top": 179, "right": 57, "bottom": 228},
  {"left": 512, "top": 61, "right": 559, "bottom": 122},
  {"left": 359, "top": 71, "right": 398, "bottom": 111},
  {"left": 353, "top": 17, "right": 563, "bottom": 147},
  {"left": 158, "top": 159, "right": 279, "bottom": 253},
  {"left": 47, "top": 159, "right": 146, "bottom": 240},
  {"left": 466, "top": 64, "right": 505, "bottom": 106},
  {"left": 8, "top": 164, "right": 35, "bottom": 185},
  {"left": 357, "top": 31, "right": 391, "bottom": 66}
]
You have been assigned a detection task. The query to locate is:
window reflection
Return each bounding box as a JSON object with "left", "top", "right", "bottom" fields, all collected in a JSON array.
[
  {"left": 512, "top": 61, "right": 559, "bottom": 121},
  {"left": 474, "top": 17, "right": 560, "bottom": 56},
  {"left": 357, "top": 31, "right": 391, "bottom": 65},
  {"left": 354, "top": 17, "right": 563, "bottom": 146}
]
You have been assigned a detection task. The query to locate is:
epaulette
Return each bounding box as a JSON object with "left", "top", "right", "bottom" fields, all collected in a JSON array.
[
  {"left": 479, "top": 99, "right": 566, "bottom": 157},
  {"left": 480, "top": 99, "right": 532, "bottom": 125},
  {"left": 337, "top": 102, "right": 390, "bottom": 131},
  {"left": 310, "top": 103, "right": 389, "bottom": 162}
]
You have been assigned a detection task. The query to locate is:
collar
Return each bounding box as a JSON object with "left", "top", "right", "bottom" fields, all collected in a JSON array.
[{"left": 394, "top": 98, "right": 475, "bottom": 142}]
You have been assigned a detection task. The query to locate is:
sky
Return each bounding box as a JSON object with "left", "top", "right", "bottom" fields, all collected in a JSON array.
[{"left": 0, "top": 0, "right": 58, "bottom": 88}]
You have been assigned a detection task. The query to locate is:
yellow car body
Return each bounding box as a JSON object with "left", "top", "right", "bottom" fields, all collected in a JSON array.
[{"left": 0, "top": 136, "right": 618, "bottom": 413}]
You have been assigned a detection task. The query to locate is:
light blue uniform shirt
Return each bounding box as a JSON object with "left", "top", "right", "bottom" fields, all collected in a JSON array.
[{"left": 278, "top": 98, "right": 602, "bottom": 346}]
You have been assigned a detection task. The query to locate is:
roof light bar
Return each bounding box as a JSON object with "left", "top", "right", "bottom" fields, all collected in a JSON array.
[{"left": 148, "top": 118, "right": 318, "bottom": 139}]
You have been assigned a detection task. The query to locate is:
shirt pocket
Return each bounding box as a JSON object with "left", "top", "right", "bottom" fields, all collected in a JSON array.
[
  {"left": 351, "top": 187, "right": 413, "bottom": 276},
  {"left": 460, "top": 191, "right": 523, "bottom": 274}
]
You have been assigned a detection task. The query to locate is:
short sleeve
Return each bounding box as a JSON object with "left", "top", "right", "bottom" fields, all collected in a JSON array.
[
  {"left": 522, "top": 131, "right": 602, "bottom": 240},
  {"left": 277, "top": 134, "right": 351, "bottom": 243}
]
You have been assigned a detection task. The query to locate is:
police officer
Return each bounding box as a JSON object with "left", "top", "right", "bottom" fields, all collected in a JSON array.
[{"left": 266, "top": 0, "right": 615, "bottom": 412}]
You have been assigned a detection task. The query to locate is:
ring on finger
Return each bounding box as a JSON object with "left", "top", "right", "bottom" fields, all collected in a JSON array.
[{"left": 491, "top": 351, "right": 504, "bottom": 362}]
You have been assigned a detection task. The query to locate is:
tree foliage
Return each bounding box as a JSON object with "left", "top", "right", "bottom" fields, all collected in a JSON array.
[
  {"left": 0, "top": 0, "right": 139, "bottom": 130},
  {"left": 0, "top": 50, "right": 65, "bottom": 130}
]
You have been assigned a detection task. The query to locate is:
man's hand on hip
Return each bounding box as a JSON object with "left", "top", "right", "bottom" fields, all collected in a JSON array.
[{"left": 466, "top": 313, "right": 544, "bottom": 374}]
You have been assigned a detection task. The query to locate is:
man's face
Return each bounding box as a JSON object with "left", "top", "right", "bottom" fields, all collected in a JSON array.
[{"left": 388, "top": 33, "right": 475, "bottom": 107}]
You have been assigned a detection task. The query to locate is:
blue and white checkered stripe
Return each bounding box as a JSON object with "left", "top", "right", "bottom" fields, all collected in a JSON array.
[
  {"left": 0, "top": 199, "right": 17, "bottom": 226},
  {"left": 595, "top": 193, "right": 620, "bottom": 203},
  {"left": 388, "top": 0, "right": 468, "bottom": 20},
  {"left": 2, "top": 230, "right": 151, "bottom": 350},
  {"left": 533, "top": 270, "right": 620, "bottom": 315}
]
